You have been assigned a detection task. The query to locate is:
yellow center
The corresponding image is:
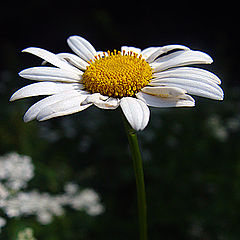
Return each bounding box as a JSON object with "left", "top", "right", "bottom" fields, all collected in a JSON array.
[{"left": 82, "top": 50, "right": 152, "bottom": 98}]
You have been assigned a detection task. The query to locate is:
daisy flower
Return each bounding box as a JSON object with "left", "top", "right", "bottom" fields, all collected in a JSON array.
[{"left": 10, "top": 35, "right": 224, "bottom": 131}]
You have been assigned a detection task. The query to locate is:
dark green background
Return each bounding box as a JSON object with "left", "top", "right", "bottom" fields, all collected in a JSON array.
[{"left": 1, "top": 2, "right": 239, "bottom": 239}]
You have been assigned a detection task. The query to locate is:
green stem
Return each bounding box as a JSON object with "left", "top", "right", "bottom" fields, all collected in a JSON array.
[{"left": 122, "top": 115, "right": 148, "bottom": 240}]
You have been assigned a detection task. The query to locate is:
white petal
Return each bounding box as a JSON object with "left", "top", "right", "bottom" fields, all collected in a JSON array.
[
  {"left": 120, "top": 97, "right": 150, "bottom": 131},
  {"left": 136, "top": 92, "right": 195, "bottom": 108},
  {"left": 56, "top": 53, "right": 89, "bottom": 70},
  {"left": 103, "top": 98, "right": 120, "bottom": 109},
  {"left": 67, "top": 35, "right": 97, "bottom": 62},
  {"left": 141, "top": 47, "right": 159, "bottom": 59},
  {"left": 10, "top": 82, "right": 84, "bottom": 101},
  {"left": 121, "top": 46, "right": 141, "bottom": 56},
  {"left": 144, "top": 45, "right": 190, "bottom": 63},
  {"left": 23, "top": 90, "right": 89, "bottom": 122},
  {"left": 36, "top": 94, "right": 91, "bottom": 121},
  {"left": 149, "top": 78, "right": 223, "bottom": 100},
  {"left": 81, "top": 93, "right": 108, "bottom": 105},
  {"left": 141, "top": 86, "right": 186, "bottom": 98},
  {"left": 94, "top": 97, "right": 120, "bottom": 109},
  {"left": 153, "top": 66, "right": 221, "bottom": 84},
  {"left": 19, "top": 67, "right": 82, "bottom": 83},
  {"left": 150, "top": 50, "right": 213, "bottom": 72},
  {"left": 22, "top": 47, "right": 81, "bottom": 74},
  {"left": 80, "top": 93, "right": 120, "bottom": 109}
]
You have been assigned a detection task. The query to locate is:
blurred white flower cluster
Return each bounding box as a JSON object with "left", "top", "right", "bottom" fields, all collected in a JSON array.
[
  {"left": 0, "top": 152, "right": 104, "bottom": 233},
  {"left": 0, "top": 152, "right": 33, "bottom": 191},
  {"left": 17, "top": 227, "right": 37, "bottom": 240},
  {"left": 207, "top": 114, "right": 240, "bottom": 141}
]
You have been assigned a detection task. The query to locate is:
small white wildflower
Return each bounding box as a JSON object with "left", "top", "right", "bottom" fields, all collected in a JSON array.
[
  {"left": 0, "top": 152, "right": 104, "bottom": 232},
  {"left": 37, "top": 211, "right": 53, "bottom": 225},
  {"left": 0, "top": 152, "right": 34, "bottom": 191},
  {"left": 17, "top": 227, "right": 37, "bottom": 240},
  {"left": 1, "top": 187, "right": 104, "bottom": 226},
  {"left": 207, "top": 115, "right": 228, "bottom": 141},
  {"left": 70, "top": 189, "right": 104, "bottom": 215},
  {"left": 0, "top": 183, "right": 9, "bottom": 200},
  {"left": 64, "top": 182, "right": 79, "bottom": 195},
  {"left": 86, "top": 203, "right": 105, "bottom": 216}
]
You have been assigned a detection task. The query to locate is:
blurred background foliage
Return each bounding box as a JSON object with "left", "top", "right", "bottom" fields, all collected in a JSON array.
[{"left": 0, "top": 1, "right": 239, "bottom": 239}]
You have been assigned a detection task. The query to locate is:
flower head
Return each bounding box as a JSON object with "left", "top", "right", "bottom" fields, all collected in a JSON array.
[
  {"left": 83, "top": 50, "right": 152, "bottom": 98},
  {"left": 10, "top": 35, "right": 224, "bottom": 131}
]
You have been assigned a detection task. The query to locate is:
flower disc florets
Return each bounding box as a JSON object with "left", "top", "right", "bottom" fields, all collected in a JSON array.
[{"left": 82, "top": 50, "right": 152, "bottom": 98}]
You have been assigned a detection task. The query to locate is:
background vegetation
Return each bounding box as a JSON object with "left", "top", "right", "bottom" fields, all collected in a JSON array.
[{"left": 0, "top": 2, "right": 239, "bottom": 239}]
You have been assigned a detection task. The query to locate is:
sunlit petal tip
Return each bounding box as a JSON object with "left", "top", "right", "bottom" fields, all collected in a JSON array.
[
  {"left": 21, "top": 48, "right": 29, "bottom": 53},
  {"left": 21, "top": 47, "right": 34, "bottom": 53},
  {"left": 23, "top": 113, "right": 32, "bottom": 123},
  {"left": 18, "top": 69, "right": 25, "bottom": 77},
  {"left": 23, "top": 108, "right": 37, "bottom": 122},
  {"left": 10, "top": 82, "right": 84, "bottom": 102},
  {"left": 21, "top": 47, "right": 82, "bottom": 74},
  {"left": 218, "top": 92, "right": 224, "bottom": 101},
  {"left": 151, "top": 50, "right": 214, "bottom": 72},
  {"left": 9, "top": 94, "right": 16, "bottom": 102},
  {"left": 18, "top": 67, "right": 81, "bottom": 83},
  {"left": 22, "top": 47, "right": 47, "bottom": 56}
]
